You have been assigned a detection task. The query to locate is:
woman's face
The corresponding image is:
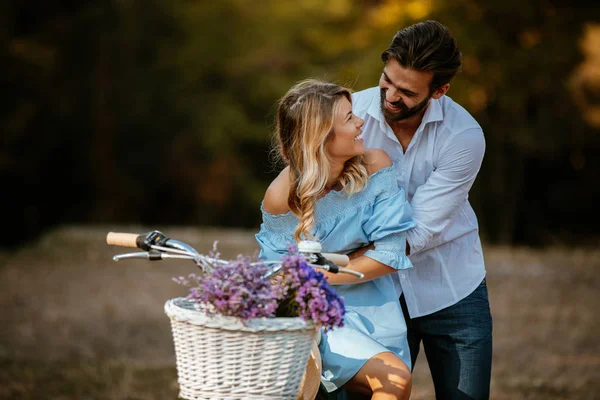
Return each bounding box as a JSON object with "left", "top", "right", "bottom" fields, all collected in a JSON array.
[{"left": 325, "top": 96, "right": 364, "bottom": 161}]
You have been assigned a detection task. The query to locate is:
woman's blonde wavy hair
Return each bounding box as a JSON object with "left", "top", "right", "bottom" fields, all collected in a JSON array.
[{"left": 273, "top": 79, "right": 369, "bottom": 242}]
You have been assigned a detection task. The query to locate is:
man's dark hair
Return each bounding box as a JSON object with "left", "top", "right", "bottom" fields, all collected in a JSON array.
[{"left": 382, "top": 20, "right": 462, "bottom": 90}]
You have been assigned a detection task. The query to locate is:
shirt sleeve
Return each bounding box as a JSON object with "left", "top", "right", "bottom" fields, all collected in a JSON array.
[
  {"left": 255, "top": 227, "right": 292, "bottom": 261},
  {"left": 406, "top": 127, "right": 485, "bottom": 255},
  {"left": 361, "top": 170, "right": 415, "bottom": 270}
]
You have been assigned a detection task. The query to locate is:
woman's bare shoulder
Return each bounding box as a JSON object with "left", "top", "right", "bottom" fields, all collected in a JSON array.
[
  {"left": 262, "top": 167, "right": 291, "bottom": 215},
  {"left": 363, "top": 148, "right": 392, "bottom": 175}
]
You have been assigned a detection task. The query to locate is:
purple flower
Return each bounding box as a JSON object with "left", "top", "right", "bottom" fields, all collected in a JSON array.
[
  {"left": 274, "top": 250, "right": 345, "bottom": 332},
  {"left": 173, "top": 246, "right": 345, "bottom": 331},
  {"left": 177, "top": 256, "right": 278, "bottom": 320}
]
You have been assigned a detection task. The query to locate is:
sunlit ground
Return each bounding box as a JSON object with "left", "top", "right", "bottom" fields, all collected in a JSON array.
[{"left": 0, "top": 226, "right": 598, "bottom": 399}]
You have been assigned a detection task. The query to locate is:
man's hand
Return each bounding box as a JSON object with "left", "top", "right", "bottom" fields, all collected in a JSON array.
[
  {"left": 348, "top": 241, "right": 410, "bottom": 258},
  {"left": 347, "top": 243, "right": 374, "bottom": 260}
]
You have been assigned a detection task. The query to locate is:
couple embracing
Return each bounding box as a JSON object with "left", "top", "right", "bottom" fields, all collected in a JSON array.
[{"left": 255, "top": 20, "right": 493, "bottom": 400}]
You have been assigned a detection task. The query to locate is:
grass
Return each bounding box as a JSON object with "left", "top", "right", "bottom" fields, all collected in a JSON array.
[{"left": 0, "top": 226, "right": 599, "bottom": 399}]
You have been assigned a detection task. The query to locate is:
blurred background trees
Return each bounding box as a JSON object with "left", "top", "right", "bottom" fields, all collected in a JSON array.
[{"left": 2, "top": 0, "right": 599, "bottom": 248}]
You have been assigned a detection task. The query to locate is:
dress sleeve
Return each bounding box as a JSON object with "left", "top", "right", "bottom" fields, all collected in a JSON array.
[
  {"left": 361, "top": 167, "right": 415, "bottom": 270},
  {"left": 254, "top": 206, "right": 298, "bottom": 261},
  {"left": 255, "top": 227, "right": 291, "bottom": 261}
]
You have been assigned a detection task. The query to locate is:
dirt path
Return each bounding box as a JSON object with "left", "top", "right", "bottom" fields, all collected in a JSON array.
[{"left": 1, "top": 226, "right": 598, "bottom": 399}]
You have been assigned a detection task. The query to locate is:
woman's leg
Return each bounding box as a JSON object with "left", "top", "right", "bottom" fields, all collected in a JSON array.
[{"left": 343, "top": 352, "right": 412, "bottom": 400}]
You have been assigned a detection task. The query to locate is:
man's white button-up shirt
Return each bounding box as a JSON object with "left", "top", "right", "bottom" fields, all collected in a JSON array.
[{"left": 353, "top": 87, "right": 487, "bottom": 318}]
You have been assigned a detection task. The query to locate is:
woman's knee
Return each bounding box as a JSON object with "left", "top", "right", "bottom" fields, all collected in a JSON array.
[{"left": 347, "top": 352, "right": 412, "bottom": 399}]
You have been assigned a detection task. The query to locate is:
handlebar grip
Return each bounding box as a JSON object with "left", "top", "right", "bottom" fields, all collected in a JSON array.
[
  {"left": 321, "top": 253, "right": 349, "bottom": 267},
  {"left": 106, "top": 232, "right": 141, "bottom": 248}
]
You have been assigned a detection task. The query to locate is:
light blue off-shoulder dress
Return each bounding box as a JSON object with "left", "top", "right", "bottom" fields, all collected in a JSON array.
[{"left": 255, "top": 165, "right": 415, "bottom": 392}]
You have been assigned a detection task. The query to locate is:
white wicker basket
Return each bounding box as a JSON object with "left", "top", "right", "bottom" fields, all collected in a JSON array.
[{"left": 164, "top": 298, "right": 317, "bottom": 400}]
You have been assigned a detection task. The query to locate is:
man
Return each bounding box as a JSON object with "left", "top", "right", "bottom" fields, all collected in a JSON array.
[{"left": 351, "top": 20, "right": 492, "bottom": 399}]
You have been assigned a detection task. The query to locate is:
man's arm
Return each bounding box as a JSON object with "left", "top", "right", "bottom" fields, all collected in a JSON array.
[
  {"left": 347, "top": 241, "right": 410, "bottom": 259},
  {"left": 406, "top": 127, "right": 485, "bottom": 255},
  {"left": 347, "top": 244, "right": 373, "bottom": 260}
]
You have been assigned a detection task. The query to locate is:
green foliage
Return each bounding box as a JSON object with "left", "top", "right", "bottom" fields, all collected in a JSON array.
[
  {"left": 425, "top": 0, "right": 600, "bottom": 244},
  {"left": 1, "top": 0, "right": 599, "bottom": 246}
]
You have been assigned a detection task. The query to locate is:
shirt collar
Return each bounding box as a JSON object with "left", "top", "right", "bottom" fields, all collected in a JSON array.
[
  {"left": 421, "top": 96, "right": 444, "bottom": 126},
  {"left": 364, "top": 92, "right": 390, "bottom": 134},
  {"left": 366, "top": 90, "right": 384, "bottom": 122},
  {"left": 367, "top": 92, "right": 445, "bottom": 132}
]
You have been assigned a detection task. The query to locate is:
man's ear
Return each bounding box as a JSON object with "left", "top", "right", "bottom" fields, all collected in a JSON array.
[{"left": 432, "top": 83, "right": 450, "bottom": 99}]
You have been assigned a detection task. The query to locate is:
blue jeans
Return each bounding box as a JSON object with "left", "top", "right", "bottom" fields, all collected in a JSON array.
[{"left": 400, "top": 279, "right": 493, "bottom": 400}]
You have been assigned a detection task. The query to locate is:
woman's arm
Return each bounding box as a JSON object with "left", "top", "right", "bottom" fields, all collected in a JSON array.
[{"left": 321, "top": 254, "right": 397, "bottom": 285}]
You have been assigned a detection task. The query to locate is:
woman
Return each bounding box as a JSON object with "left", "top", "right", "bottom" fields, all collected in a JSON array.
[{"left": 255, "top": 79, "right": 414, "bottom": 400}]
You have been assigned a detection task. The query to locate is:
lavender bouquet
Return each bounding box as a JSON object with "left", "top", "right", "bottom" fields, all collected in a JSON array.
[{"left": 173, "top": 247, "right": 345, "bottom": 332}]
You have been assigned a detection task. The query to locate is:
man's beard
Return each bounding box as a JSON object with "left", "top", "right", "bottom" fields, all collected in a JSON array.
[{"left": 380, "top": 88, "right": 431, "bottom": 122}]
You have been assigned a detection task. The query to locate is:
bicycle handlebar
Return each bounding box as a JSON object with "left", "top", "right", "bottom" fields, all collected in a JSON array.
[
  {"left": 107, "top": 231, "right": 170, "bottom": 251},
  {"left": 106, "top": 232, "right": 141, "bottom": 248},
  {"left": 317, "top": 253, "right": 349, "bottom": 267},
  {"left": 106, "top": 231, "right": 360, "bottom": 277}
]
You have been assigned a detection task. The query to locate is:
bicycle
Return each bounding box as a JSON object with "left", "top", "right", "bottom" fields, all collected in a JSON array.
[{"left": 106, "top": 230, "right": 363, "bottom": 400}]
